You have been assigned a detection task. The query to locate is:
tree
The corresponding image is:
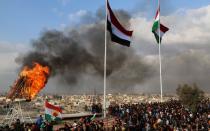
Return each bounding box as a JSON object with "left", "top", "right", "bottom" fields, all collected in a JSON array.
[{"left": 176, "top": 83, "right": 204, "bottom": 112}]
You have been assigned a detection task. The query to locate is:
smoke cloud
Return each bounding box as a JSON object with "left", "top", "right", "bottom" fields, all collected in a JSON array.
[
  {"left": 130, "top": 4, "right": 210, "bottom": 93},
  {"left": 2, "top": 4, "right": 210, "bottom": 94},
  {"left": 16, "top": 9, "right": 154, "bottom": 93}
]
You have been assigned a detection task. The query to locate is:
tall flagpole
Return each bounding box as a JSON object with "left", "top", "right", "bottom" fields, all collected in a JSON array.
[
  {"left": 103, "top": 0, "right": 108, "bottom": 118},
  {"left": 158, "top": 0, "right": 163, "bottom": 102}
]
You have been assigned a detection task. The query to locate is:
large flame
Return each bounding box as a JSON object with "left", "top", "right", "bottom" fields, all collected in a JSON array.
[
  {"left": 20, "top": 62, "right": 50, "bottom": 99},
  {"left": 7, "top": 62, "right": 50, "bottom": 100}
]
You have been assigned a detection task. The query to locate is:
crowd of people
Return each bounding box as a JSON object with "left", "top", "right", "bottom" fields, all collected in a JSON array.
[
  {"left": 0, "top": 116, "right": 54, "bottom": 131},
  {"left": 91, "top": 103, "right": 102, "bottom": 114},
  {"left": 0, "top": 116, "right": 105, "bottom": 131},
  {"left": 0, "top": 99, "right": 209, "bottom": 130},
  {"left": 58, "top": 118, "right": 105, "bottom": 131},
  {"left": 108, "top": 99, "right": 210, "bottom": 130}
]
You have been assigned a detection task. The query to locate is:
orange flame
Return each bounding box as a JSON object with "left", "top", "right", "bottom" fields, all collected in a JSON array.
[
  {"left": 7, "top": 62, "right": 50, "bottom": 100},
  {"left": 20, "top": 62, "right": 50, "bottom": 99}
]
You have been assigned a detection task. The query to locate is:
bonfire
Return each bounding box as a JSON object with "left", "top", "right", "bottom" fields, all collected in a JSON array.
[{"left": 7, "top": 62, "right": 50, "bottom": 101}]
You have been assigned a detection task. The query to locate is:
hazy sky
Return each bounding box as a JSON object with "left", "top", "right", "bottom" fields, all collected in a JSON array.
[{"left": 0, "top": 0, "right": 210, "bottom": 94}]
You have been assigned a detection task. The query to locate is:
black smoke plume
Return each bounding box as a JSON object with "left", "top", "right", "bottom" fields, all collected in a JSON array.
[{"left": 16, "top": 9, "right": 154, "bottom": 92}]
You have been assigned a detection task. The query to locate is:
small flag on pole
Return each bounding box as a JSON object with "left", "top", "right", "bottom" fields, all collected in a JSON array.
[
  {"left": 152, "top": 7, "right": 169, "bottom": 44},
  {"left": 90, "top": 113, "right": 96, "bottom": 121},
  {"left": 107, "top": 0, "right": 133, "bottom": 47},
  {"left": 45, "top": 101, "right": 62, "bottom": 121}
]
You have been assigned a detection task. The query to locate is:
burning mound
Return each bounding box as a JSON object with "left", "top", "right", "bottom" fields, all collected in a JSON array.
[{"left": 7, "top": 62, "right": 50, "bottom": 101}]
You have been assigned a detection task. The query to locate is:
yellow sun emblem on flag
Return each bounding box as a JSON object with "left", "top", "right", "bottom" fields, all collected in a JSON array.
[{"left": 52, "top": 110, "right": 59, "bottom": 117}]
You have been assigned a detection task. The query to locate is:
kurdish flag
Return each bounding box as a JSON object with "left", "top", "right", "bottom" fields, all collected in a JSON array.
[
  {"left": 45, "top": 101, "right": 62, "bottom": 121},
  {"left": 152, "top": 7, "right": 169, "bottom": 44}
]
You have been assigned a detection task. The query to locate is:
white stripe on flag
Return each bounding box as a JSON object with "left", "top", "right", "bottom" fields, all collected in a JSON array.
[
  {"left": 107, "top": 6, "right": 132, "bottom": 42},
  {"left": 155, "top": 30, "right": 164, "bottom": 37},
  {"left": 155, "top": 14, "right": 159, "bottom": 21},
  {"left": 45, "top": 108, "right": 62, "bottom": 118},
  {"left": 110, "top": 21, "right": 132, "bottom": 41}
]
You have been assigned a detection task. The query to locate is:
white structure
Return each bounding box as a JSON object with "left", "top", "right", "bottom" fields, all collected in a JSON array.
[{"left": 2, "top": 101, "right": 32, "bottom": 125}]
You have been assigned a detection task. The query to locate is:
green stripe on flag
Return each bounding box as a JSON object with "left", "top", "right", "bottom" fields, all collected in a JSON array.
[
  {"left": 54, "top": 117, "right": 62, "bottom": 122},
  {"left": 45, "top": 114, "right": 62, "bottom": 122},
  {"left": 152, "top": 21, "right": 160, "bottom": 44},
  {"left": 152, "top": 21, "right": 159, "bottom": 32},
  {"left": 45, "top": 114, "right": 53, "bottom": 121}
]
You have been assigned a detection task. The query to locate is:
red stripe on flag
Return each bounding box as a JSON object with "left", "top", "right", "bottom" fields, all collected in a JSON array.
[
  {"left": 45, "top": 101, "right": 62, "bottom": 113},
  {"left": 107, "top": 1, "right": 133, "bottom": 36},
  {"left": 160, "top": 23, "right": 169, "bottom": 33},
  {"left": 155, "top": 6, "right": 160, "bottom": 19}
]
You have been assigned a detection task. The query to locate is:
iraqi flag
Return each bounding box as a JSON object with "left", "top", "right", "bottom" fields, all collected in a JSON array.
[
  {"left": 152, "top": 7, "right": 169, "bottom": 44},
  {"left": 107, "top": 0, "right": 133, "bottom": 47},
  {"left": 45, "top": 101, "right": 62, "bottom": 121}
]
